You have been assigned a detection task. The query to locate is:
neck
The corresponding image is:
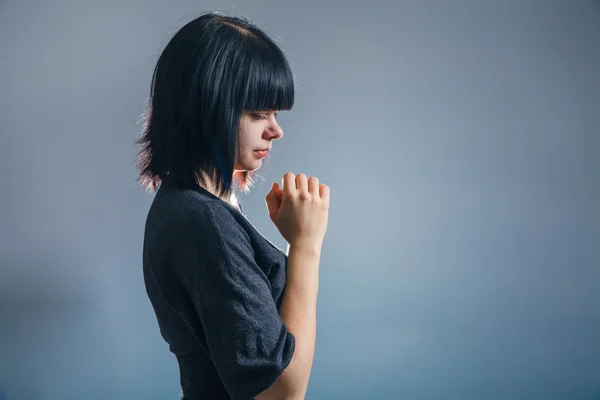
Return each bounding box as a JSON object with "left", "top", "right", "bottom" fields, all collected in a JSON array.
[{"left": 198, "top": 171, "right": 240, "bottom": 211}]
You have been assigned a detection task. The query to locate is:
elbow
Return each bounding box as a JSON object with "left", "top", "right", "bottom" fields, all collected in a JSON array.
[{"left": 255, "top": 353, "right": 310, "bottom": 400}]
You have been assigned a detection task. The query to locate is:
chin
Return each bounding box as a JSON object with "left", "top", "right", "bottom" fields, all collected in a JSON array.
[{"left": 234, "top": 159, "right": 261, "bottom": 172}]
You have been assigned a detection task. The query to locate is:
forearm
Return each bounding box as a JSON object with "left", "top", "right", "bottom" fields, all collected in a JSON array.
[{"left": 277, "top": 243, "right": 321, "bottom": 398}]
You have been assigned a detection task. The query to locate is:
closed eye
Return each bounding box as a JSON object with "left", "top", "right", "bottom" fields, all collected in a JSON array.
[{"left": 251, "top": 111, "right": 279, "bottom": 120}]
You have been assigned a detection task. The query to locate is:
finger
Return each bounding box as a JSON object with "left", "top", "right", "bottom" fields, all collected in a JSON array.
[
  {"left": 282, "top": 172, "right": 296, "bottom": 195},
  {"left": 308, "top": 177, "right": 319, "bottom": 197},
  {"left": 319, "top": 184, "right": 330, "bottom": 205},
  {"left": 274, "top": 183, "right": 282, "bottom": 206},
  {"left": 296, "top": 173, "right": 308, "bottom": 194}
]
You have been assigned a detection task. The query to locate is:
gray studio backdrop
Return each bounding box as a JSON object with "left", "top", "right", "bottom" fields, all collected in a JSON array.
[{"left": 1, "top": 1, "right": 599, "bottom": 399}]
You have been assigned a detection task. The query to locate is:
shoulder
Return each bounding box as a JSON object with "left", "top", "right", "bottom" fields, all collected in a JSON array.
[{"left": 148, "top": 185, "right": 249, "bottom": 247}]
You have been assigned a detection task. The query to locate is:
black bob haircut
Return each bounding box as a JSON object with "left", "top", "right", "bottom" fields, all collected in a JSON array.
[{"left": 136, "top": 12, "right": 294, "bottom": 199}]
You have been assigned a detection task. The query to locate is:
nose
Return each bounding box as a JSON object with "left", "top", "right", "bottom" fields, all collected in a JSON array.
[{"left": 265, "top": 121, "right": 283, "bottom": 140}]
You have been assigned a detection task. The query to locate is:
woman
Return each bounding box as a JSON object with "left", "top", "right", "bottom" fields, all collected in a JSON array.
[{"left": 136, "top": 12, "right": 330, "bottom": 400}]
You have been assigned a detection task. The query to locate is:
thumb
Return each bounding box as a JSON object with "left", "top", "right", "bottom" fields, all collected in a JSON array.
[{"left": 265, "top": 182, "right": 281, "bottom": 214}]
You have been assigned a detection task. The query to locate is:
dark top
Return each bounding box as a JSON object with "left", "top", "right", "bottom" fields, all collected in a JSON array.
[{"left": 142, "top": 178, "right": 295, "bottom": 400}]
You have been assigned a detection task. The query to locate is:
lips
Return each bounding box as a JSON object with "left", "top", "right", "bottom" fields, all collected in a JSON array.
[{"left": 255, "top": 149, "right": 269, "bottom": 158}]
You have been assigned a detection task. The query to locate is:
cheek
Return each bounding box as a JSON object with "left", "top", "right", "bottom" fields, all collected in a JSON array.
[
  {"left": 238, "top": 136, "right": 250, "bottom": 152},
  {"left": 240, "top": 127, "right": 259, "bottom": 146}
]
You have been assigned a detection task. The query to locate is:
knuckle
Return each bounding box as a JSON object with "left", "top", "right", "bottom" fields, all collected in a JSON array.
[{"left": 298, "top": 192, "right": 311, "bottom": 201}]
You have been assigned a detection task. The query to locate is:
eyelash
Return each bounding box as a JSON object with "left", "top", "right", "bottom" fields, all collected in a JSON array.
[{"left": 251, "top": 113, "right": 278, "bottom": 120}]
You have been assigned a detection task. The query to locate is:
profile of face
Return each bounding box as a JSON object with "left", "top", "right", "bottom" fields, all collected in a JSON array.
[{"left": 234, "top": 109, "right": 284, "bottom": 171}]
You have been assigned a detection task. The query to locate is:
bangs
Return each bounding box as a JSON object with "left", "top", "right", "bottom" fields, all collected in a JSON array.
[{"left": 243, "top": 42, "right": 295, "bottom": 112}]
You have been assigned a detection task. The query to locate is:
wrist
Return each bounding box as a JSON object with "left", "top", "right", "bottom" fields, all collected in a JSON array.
[{"left": 287, "top": 240, "right": 322, "bottom": 256}]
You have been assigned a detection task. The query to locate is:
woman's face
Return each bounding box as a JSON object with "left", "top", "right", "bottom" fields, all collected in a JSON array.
[{"left": 234, "top": 109, "right": 284, "bottom": 171}]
